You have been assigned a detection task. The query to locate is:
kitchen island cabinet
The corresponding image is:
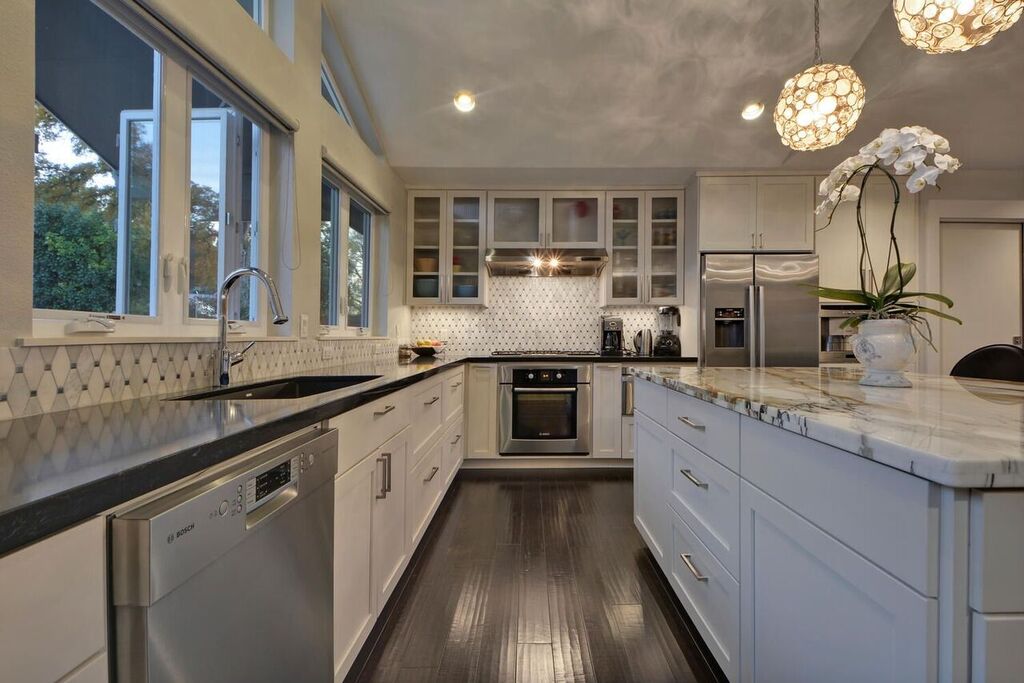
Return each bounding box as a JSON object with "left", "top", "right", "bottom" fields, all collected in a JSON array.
[{"left": 632, "top": 365, "right": 1024, "bottom": 682}]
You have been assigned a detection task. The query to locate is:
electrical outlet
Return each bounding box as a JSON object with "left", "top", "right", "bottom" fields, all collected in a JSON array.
[{"left": 300, "top": 314, "right": 309, "bottom": 338}]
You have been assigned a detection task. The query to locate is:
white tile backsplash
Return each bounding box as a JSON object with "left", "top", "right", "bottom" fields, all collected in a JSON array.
[{"left": 410, "top": 277, "right": 663, "bottom": 354}]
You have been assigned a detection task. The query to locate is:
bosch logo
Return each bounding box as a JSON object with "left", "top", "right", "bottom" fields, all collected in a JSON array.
[{"left": 167, "top": 522, "right": 196, "bottom": 544}]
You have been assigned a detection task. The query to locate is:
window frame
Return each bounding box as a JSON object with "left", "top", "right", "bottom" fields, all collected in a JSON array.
[
  {"left": 319, "top": 165, "right": 375, "bottom": 337},
  {"left": 320, "top": 59, "right": 353, "bottom": 127},
  {"left": 320, "top": 173, "right": 342, "bottom": 328},
  {"left": 30, "top": 7, "right": 273, "bottom": 341}
]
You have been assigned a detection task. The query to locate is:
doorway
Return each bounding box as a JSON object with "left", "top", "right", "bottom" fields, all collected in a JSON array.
[{"left": 939, "top": 222, "right": 1023, "bottom": 374}]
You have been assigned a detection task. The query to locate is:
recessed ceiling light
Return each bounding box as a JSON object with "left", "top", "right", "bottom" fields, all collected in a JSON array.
[
  {"left": 741, "top": 102, "right": 765, "bottom": 121},
  {"left": 453, "top": 91, "right": 476, "bottom": 113}
]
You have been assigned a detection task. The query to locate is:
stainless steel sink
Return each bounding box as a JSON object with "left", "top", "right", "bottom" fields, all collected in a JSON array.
[{"left": 170, "top": 375, "right": 381, "bottom": 401}]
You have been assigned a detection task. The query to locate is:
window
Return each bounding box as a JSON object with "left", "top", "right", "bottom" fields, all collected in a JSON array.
[
  {"left": 320, "top": 177, "right": 340, "bottom": 326},
  {"left": 319, "top": 169, "right": 374, "bottom": 332},
  {"left": 235, "top": 0, "right": 265, "bottom": 28},
  {"left": 320, "top": 61, "right": 352, "bottom": 125},
  {"left": 33, "top": 0, "right": 159, "bottom": 316},
  {"left": 32, "top": 0, "right": 274, "bottom": 338},
  {"left": 188, "top": 78, "right": 263, "bottom": 321},
  {"left": 347, "top": 199, "right": 371, "bottom": 328}
]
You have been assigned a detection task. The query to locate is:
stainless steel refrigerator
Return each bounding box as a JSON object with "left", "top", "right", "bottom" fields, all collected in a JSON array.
[{"left": 701, "top": 253, "right": 820, "bottom": 367}]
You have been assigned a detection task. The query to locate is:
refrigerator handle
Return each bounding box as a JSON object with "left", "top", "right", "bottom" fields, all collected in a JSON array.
[
  {"left": 758, "top": 285, "right": 767, "bottom": 367},
  {"left": 747, "top": 285, "right": 757, "bottom": 368}
]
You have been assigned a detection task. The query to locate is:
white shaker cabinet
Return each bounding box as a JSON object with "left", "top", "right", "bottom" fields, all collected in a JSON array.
[
  {"left": 488, "top": 191, "right": 546, "bottom": 248},
  {"left": 740, "top": 481, "right": 935, "bottom": 683},
  {"left": 699, "top": 176, "right": 814, "bottom": 252},
  {"left": 634, "top": 413, "right": 671, "bottom": 569},
  {"left": 0, "top": 517, "right": 108, "bottom": 683},
  {"left": 591, "top": 363, "right": 623, "bottom": 458},
  {"left": 333, "top": 452, "right": 378, "bottom": 679},
  {"left": 371, "top": 431, "right": 409, "bottom": 611},
  {"left": 465, "top": 364, "right": 498, "bottom": 458}
]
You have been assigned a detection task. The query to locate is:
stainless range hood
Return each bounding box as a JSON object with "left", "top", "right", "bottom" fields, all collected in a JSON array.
[{"left": 484, "top": 248, "right": 609, "bottom": 277}]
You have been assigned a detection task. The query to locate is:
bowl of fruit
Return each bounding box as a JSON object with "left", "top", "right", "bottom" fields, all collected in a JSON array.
[{"left": 411, "top": 339, "right": 446, "bottom": 357}]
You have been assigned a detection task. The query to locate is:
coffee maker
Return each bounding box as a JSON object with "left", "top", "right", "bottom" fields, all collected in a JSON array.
[
  {"left": 601, "top": 316, "right": 624, "bottom": 356},
  {"left": 653, "top": 306, "right": 682, "bottom": 357}
]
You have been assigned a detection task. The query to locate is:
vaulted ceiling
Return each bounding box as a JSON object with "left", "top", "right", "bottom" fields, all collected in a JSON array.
[{"left": 326, "top": 0, "right": 1024, "bottom": 186}]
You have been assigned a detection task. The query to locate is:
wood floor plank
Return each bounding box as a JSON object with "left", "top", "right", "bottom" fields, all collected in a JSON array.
[
  {"left": 350, "top": 470, "right": 723, "bottom": 683},
  {"left": 516, "top": 643, "right": 556, "bottom": 683}
]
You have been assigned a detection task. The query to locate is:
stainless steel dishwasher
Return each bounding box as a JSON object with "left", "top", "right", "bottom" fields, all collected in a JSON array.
[{"left": 112, "top": 427, "right": 338, "bottom": 682}]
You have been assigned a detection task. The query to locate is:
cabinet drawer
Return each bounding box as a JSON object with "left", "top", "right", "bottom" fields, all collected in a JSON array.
[
  {"left": 969, "top": 490, "right": 1024, "bottom": 612},
  {"left": 634, "top": 377, "right": 666, "bottom": 425},
  {"left": 331, "top": 392, "right": 410, "bottom": 475},
  {"left": 665, "top": 389, "right": 740, "bottom": 471},
  {"left": 442, "top": 418, "right": 465, "bottom": 485},
  {"left": 741, "top": 417, "right": 938, "bottom": 596},
  {"left": 670, "top": 509, "right": 740, "bottom": 682},
  {"left": 442, "top": 368, "right": 465, "bottom": 425},
  {"left": 410, "top": 377, "right": 445, "bottom": 461},
  {"left": 972, "top": 612, "right": 1024, "bottom": 683},
  {"left": 668, "top": 433, "right": 740, "bottom": 579},
  {"left": 0, "top": 518, "right": 106, "bottom": 683},
  {"left": 407, "top": 439, "right": 444, "bottom": 548}
]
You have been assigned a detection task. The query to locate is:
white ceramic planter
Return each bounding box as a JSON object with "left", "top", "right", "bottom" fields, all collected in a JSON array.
[{"left": 851, "top": 319, "right": 915, "bottom": 387}]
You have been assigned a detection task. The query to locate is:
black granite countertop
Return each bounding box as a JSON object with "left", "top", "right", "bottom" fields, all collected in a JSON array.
[{"left": 0, "top": 353, "right": 695, "bottom": 555}]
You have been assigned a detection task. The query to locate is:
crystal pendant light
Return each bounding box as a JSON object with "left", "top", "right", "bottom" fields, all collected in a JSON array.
[
  {"left": 894, "top": 0, "right": 1023, "bottom": 53},
  {"left": 774, "top": 0, "right": 867, "bottom": 151}
]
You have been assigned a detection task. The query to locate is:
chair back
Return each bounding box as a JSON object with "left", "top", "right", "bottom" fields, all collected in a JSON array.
[{"left": 950, "top": 344, "right": 1024, "bottom": 382}]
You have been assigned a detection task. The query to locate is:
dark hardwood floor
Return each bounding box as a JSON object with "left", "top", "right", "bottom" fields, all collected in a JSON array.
[{"left": 347, "top": 469, "right": 725, "bottom": 683}]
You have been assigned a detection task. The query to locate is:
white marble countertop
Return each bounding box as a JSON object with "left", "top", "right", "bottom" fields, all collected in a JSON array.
[{"left": 629, "top": 366, "right": 1024, "bottom": 489}]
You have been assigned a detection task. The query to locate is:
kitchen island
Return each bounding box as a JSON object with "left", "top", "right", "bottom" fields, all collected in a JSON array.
[{"left": 629, "top": 365, "right": 1024, "bottom": 682}]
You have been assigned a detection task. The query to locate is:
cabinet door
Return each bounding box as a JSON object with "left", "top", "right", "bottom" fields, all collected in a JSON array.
[
  {"left": 646, "top": 191, "right": 684, "bottom": 304},
  {"left": 621, "top": 415, "right": 635, "bottom": 459},
  {"left": 634, "top": 414, "right": 671, "bottom": 569},
  {"left": 442, "top": 417, "right": 465, "bottom": 485},
  {"left": 814, "top": 175, "right": 862, "bottom": 293},
  {"left": 465, "top": 364, "right": 498, "bottom": 458},
  {"left": 547, "top": 191, "right": 605, "bottom": 248},
  {"left": 740, "top": 481, "right": 936, "bottom": 683},
  {"left": 372, "top": 432, "right": 409, "bottom": 611},
  {"left": 407, "top": 438, "right": 444, "bottom": 548},
  {"left": 756, "top": 176, "right": 814, "bottom": 251},
  {"left": 606, "top": 192, "right": 645, "bottom": 304},
  {"left": 488, "top": 191, "right": 545, "bottom": 248},
  {"left": 591, "top": 363, "right": 623, "bottom": 458},
  {"left": 409, "top": 192, "right": 445, "bottom": 303},
  {"left": 333, "top": 454, "right": 377, "bottom": 679},
  {"left": 699, "top": 177, "right": 757, "bottom": 251},
  {"left": 447, "top": 191, "right": 487, "bottom": 304}
]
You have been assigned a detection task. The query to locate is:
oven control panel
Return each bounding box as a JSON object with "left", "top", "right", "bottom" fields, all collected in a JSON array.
[{"left": 512, "top": 368, "right": 577, "bottom": 387}]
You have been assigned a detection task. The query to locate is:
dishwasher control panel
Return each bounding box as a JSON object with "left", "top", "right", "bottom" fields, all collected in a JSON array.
[{"left": 245, "top": 456, "right": 299, "bottom": 512}]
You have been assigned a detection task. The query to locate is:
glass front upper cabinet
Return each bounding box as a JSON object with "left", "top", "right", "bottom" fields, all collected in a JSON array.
[
  {"left": 408, "top": 191, "right": 487, "bottom": 305},
  {"left": 603, "top": 190, "right": 684, "bottom": 306},
  {"left": 487, "top": 192, "right": 544, "bottom": 248},
  {"left": 547, "top": 191, "right": 605, "bottom": 248},
  {"left": 646, "top": 191, "right": 683, "bottom": 304}
]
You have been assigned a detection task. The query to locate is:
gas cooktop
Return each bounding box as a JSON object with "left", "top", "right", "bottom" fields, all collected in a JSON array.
[{"left": 490, "top": 350, "right": 601, "bottom": 356}]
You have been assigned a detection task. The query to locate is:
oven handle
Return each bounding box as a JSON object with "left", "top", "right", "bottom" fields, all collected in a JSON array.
[{"left": 512, "top": 387, "right": 578, "bottom": 394}]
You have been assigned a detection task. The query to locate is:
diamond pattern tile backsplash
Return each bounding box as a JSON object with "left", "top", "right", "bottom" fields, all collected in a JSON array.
[
  {"left": 0, "top": 338, "right": 398, "bottom": 421},
  {"left": 410, "top": 277, "right": 666, "bottom": 354}
]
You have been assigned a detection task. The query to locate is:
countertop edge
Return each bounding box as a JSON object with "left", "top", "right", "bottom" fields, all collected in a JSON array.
[{"left": 629, "top": 367, "right": 1024, "bottom": 490}]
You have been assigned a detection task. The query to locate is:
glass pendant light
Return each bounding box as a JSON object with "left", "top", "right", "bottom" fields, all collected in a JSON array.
[
  {"left": 774, "top": 0, "right": 867, "bottom": 151},
  {"left": 894, "top": 0, "right": 1023, "bottom": 53}
]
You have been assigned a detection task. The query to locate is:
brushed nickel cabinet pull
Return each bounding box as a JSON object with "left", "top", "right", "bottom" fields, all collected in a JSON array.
[
  {"left": 373, "top": 405, "right": 396, "bottom": 417},
  {"left": 681, "top": 553, "right": 708, "bottom": 582},
  {"left": 424, "top": 396, "right": 440, "bottom": 405},
  {"left": 424, "top": 466, "right": 439, "bottom": 483},
  {"left": 680, "top": 468, "right": 709, "bottom": 489},
  {"left": 451, "top": 380, "right": 463, "bottom": 388},
  {"left": 382, "top": 452, "right": 392, "bottom": 493},
  {"left": 450, "top": 434, "right": 462, "bottom": 445},
  {"left": 677, "top": 416, "right": 706, "bottom": 431},
  {"left": 375, "top": 457, "right": 387, "bottom": 499}
]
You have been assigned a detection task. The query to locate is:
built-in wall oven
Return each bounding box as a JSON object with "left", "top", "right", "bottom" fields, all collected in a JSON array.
[{"left": 498, "top": 364, "right": 592, "bottom": 455}]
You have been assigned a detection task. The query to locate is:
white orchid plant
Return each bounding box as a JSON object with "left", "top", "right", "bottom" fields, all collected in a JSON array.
[{"left": 813, "top": 126, "right": 962, "bottom": 348}]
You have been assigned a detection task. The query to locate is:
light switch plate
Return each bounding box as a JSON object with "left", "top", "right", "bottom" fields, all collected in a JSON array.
[{"left": 300, "top": 314, "right": 309, "bottom": 338}]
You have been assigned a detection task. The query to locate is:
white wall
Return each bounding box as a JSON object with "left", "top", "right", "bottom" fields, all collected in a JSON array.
[{"left": 0, "top": 0, "right": 411, "bottom": 344}]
